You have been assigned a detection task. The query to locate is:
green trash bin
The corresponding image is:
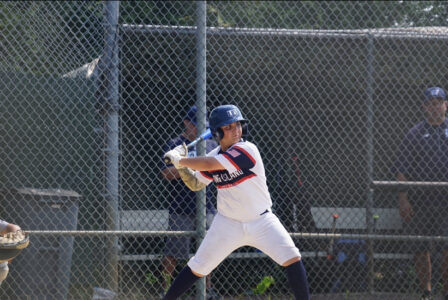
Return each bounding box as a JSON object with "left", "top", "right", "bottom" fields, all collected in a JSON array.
[{"left": 0, "top": 188, "right": 80, "bottom": 300}]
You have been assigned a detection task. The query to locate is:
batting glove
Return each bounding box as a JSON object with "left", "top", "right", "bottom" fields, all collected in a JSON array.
[
  {"left": 163, "top": 143, "right": 188, "bottom": 169},
  {"left": 164, "top": 150, "right": 182, "bottom": 169},
  {"left": 173, "top": 143, "right": 188, "bottom": 157}
]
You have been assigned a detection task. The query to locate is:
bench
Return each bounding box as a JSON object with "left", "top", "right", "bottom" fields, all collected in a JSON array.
[
  {"left": 119, "top": 209, "right": 169, "bottom": 231},
  {"left": 310, "top": 207, "right": 402, "bottom": 230},
  {"left": 118, "top": 207, "right": 409, "bottom": 261},
  {"left": 119, "top": 207, "right": 403, "bottom": 232}
]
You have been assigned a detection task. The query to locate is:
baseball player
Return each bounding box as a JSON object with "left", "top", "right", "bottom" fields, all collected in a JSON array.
[
  {"left": 0, "top": 220, "right": 22, "bottom": 285},
  {"left": 163, "top": 104, "right": 310, "bottom": 300}
]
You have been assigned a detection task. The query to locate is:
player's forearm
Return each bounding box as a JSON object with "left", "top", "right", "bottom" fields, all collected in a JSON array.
[
  {"left": 179, "top": 156, "right": 224, "bottom": 171},
  {"left": 397, "top": 172, "right": 408, "bottom": 201}
]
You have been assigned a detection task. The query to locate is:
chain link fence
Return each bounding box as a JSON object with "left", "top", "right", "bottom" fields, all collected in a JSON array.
[{"left": 1, "top": 1, "right": 448, "bottom": 299}]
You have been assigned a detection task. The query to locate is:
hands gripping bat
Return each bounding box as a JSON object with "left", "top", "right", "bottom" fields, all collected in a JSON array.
[{"left": 163, "top": 128, "right": 212, "bottom": 164}]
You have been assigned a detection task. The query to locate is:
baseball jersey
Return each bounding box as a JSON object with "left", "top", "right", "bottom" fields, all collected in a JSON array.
[
  {"left": 394, "top": 118, "right": 448, "bottom": 206},
  {"left": 196, "top": 140, "right": 272, "bottom": 222}
]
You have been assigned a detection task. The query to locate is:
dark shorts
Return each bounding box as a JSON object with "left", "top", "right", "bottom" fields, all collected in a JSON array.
[
  {"left": 164, "top": 213, "right": 215, "bottom": 259},
  {"left": 403, "top": 205, "right": 448, "bottom": 253}
]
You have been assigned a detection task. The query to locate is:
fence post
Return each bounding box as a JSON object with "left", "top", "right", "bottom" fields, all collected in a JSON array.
[
  {"left": 195, "top": 2, "right": 207, "bottom": 300},
  {"left": 103, "top": 0, "right": 120, "bottom": 293},
  {"left": 366, "top": 32, "right": 375, "bottom": 294}
]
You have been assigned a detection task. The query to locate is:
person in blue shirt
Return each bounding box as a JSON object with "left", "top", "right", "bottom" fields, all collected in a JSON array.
[
  {"left": 394, "top": 87, "right": 448, "bottom": 300},
  {"left": 160, "top": 105, "right": 220, "bottom": 298}
]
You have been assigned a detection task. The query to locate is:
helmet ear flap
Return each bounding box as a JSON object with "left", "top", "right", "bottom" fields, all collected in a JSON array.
[
  {"left": 241, "top": 122, "right": 248, "bottom": 139},
  {"left": 214, "top": 128, "right": 224, "bottom": 141}
]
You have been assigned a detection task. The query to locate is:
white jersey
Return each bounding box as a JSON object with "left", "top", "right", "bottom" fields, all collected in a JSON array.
[{"left": 196, "top": 140, "right": 272, "bottom": 222}]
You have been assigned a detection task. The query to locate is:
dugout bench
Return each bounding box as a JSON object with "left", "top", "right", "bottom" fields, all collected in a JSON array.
[
  {"left": 118, "top": 207, "right": 415, "bottom": 295},
  {"left": 117, "top": 207, "right": 408, "bottom": 261}
]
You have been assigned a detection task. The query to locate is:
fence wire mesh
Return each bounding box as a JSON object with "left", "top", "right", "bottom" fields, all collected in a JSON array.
[{"left": 1, "top": 1, "right": 448, "bottom": 299}]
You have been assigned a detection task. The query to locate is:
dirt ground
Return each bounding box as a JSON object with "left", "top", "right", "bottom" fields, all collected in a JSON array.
[{"left": 217, "top": 293, "right": 443, "bottom": 300}]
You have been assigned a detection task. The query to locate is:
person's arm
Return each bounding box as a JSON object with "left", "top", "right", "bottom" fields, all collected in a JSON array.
[
  {"left": 0, "top": 224, "right": 21, "bottom": 235},
  {"left": 161, "top": 166, "right": 181, "bottom": 180},
  {"left": 179, "top": 156, "right": 225, "bottom": 171},
  {"left": 0, "top": 220, "right": 20, "bottom": 235},
  {"left": 397, "top": 172, "right": 413, "bottom": 222}
]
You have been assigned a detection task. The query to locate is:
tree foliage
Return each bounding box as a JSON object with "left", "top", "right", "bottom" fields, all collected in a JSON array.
[{"left": 1, "top": 1, "right": 447, "bottom": 75}]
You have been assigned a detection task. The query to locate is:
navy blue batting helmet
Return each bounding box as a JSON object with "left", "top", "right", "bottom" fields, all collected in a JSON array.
[{"left": 209, "top": 105, "right": 248, "bottom": 140}]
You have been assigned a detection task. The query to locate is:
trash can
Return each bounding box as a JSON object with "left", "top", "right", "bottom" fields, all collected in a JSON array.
[{"left": 0, "top": 188, "right": 80, "bottom": 300}]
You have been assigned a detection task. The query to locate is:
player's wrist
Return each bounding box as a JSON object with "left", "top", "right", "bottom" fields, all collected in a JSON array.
[{"left": 172, "top": 156, "right": 183, "bottom": 169}]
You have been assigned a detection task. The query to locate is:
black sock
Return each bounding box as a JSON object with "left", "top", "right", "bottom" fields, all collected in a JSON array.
[
  {"left": 162, "top": 265, "right": 200, "bottom": 300},
  {"left": 285, "top": 260, "right": 310, "bottom": 300},
  {"left": 422, "top": 289, "right": 431, "bottom": 298}
]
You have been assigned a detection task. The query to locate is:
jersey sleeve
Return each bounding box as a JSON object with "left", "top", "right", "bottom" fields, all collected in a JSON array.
[
  {"left": 195, "top": 146, "right": 220, "bottom": 184},
  {"left": 215, "top": 143, "right": 256, "bottom": 174},
  {"left": 196, "top": 170, "right": 214, "bottom": 185},
  {"left": 0, "top": 219, "right": 9, "bottom": 232}
]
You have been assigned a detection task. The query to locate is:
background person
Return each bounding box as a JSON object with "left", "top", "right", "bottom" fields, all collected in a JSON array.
[
  {"left": 394, "top": 87, "right": 448, "bottom": 300},
  {"left": 160, "top": 105, "right": 220, "bottom": 298}
]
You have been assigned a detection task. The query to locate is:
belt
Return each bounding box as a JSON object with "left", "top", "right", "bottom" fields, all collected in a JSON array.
[{"left": 260, "top": 209, "right": 269, "bottom": 216}]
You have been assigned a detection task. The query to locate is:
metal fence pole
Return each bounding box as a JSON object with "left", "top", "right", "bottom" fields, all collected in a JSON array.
[
  {"left": 103, "top": 0, "right": 120, "bottom": 293},
  {"left": 366, "top": 33, "right": 375, "bottom": 294},
  {"left": 195, "top": 2, "right": 207, "bottom": 300}
]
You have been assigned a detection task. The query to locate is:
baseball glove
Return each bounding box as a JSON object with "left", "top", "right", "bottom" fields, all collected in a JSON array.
[{"left": 0, "top": 231, "right": 29, "bottom": 263}]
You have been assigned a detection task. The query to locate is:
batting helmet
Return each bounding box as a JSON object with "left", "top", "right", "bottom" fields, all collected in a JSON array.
[{"left": 209, "top": 105, "right": 248, "bottom": 140}]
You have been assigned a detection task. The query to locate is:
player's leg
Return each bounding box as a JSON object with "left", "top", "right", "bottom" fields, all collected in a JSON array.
[
  {"left": 204, "top": 212, "right": 222, "bottom": 299},
  {"left": 440, "top": 210, "right": 448, "bottom": 300},
  {"left": 161, "top": 256, "right": 177, "bottom": 289},
  {"left": 163, "top": 213, "right": 244, "bottom": 300},
  {"left": 284, "top": 259, "right": 310, "bottom": 300},
  {"left": 162, "top": 214, "right": 194, "bottom": 289},
  {"left": 406, "top": 207, "right": 432, "bottom": 298},
  {"left": 248, "top": 212, "right": 309, "bottom": 300},
  {"left": 414, "top": 251, "right": 431, "bottom": 297},
  {"left": 441, "top": 249, "right": 448, "bottom": 300}
]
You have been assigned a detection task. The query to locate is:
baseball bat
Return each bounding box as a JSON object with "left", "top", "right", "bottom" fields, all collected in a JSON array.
[
  {"left": 373, "top": 214, "right": 379, "bottom": 232},
  {"left": 327, "top": 213, "right": 339, "bottom": 260},
  {"left": 164, "top": 128, "right": 212, "bottom": 164}
]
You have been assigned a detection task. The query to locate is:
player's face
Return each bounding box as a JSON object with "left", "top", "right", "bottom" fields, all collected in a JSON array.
[
  {"left": 423, "top": 99, "right": 447, "bottom": 125},
  {"left": 220, "top": 121, "right": 242, "bottom": 149},
  {"left": 184, "top": 120, "right": 197, "bottom": 139}
]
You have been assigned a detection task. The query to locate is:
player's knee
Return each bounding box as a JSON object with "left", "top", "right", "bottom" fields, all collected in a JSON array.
[
  {"left": 191, "top": 268, "right": 206, "bottom": 278},
  {"left": 282, "top": 256, "right": 301, "bottom": 267}
]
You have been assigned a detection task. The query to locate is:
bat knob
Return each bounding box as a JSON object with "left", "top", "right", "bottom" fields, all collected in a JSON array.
[{"left": 164, "top": 157, "right": 172, "bottom": 164}]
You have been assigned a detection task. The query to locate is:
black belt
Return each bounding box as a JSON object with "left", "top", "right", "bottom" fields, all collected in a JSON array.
[{"left": 260, "top": 209, "right": 269, "bottom": 216}]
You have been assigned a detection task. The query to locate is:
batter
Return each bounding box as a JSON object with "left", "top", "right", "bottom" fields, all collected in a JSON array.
[{"left": 162, "top": 104, "right": 310, "bottom": 300}]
